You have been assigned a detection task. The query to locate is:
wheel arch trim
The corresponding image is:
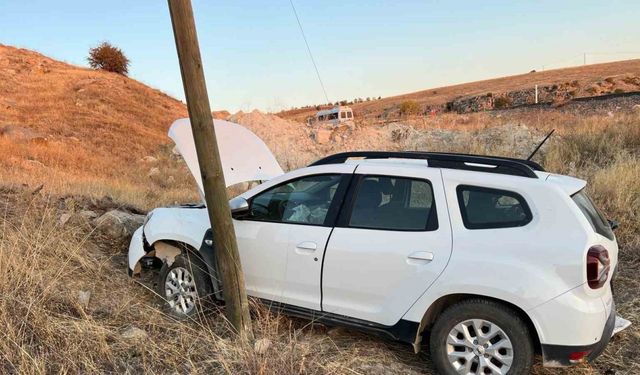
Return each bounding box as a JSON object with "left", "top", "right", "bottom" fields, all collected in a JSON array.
[{"left": 410, "top": 293, "right": 543, "bottom": 354}]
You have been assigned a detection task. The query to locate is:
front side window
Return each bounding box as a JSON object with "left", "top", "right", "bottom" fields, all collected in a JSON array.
[
  {"left": 249, "top": 174, "right": 342, "bottom": 225},
  {"left": 340, "top": 111, "right": 347, "bottom": 119},
  {"left": 348, "top": 176, "right": 437, "bottom": 231},
  {"left": 457, "top": 185, "right": 532, "bottom": 229}
]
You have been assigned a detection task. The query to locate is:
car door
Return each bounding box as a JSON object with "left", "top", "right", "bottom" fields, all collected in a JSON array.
[
  {"left": 321, "top": 164, "right": 452, "bottom": 326},
  {"left": 234, "top": 164, "right": 354, "bottom": 309}
]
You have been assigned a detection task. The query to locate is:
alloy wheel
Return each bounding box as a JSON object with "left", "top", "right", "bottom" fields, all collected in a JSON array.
[
  {"left": 164, "top": 266, "right": 197, "bottom": 315},
  {"left": 446, "top": 319, "right": 514, "bottom": 374}
]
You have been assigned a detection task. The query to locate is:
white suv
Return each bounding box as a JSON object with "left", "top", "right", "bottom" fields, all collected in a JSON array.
[{"left": 129, "top": 119, "right": 619, "bottom": 374}]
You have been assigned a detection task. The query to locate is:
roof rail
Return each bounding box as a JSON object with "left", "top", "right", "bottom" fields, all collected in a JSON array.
[{"left": 308, "top": 151, "right": 543, "bottom": 178}]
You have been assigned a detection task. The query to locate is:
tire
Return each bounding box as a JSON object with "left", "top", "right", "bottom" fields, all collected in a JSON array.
[
  {"left": 156, "top": 253, "right": 213, "bottom": 319},
  {"left": 429, "top": 299, "right": 534, "bottom": 375}
]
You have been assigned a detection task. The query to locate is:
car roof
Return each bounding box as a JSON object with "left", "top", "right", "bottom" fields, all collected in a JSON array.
[{"left": 312, "top": 152, "right": 586, "bottom": 195}]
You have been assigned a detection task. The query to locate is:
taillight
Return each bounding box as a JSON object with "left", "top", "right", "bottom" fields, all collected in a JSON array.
[
  {"left": 587, "top": 245, "right": 610, "bottom": 289},
  {"left": 568, "top": 350, "right": 591, "bottom": 363}
]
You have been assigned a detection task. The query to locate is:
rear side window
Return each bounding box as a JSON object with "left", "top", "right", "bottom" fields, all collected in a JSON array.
[
  {"left": 348, "top": 176, "right": 438, "bottom": 231},
  {"left": 571, "top": 190, "right": 614, "bottom": 240},
  {"left": 457, "top": 185, "right": 532, "bottom": 229}
]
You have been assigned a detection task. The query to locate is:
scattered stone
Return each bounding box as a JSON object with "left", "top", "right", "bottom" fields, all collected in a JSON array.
[
  {"left": 121, "top": 326, "right": 148, "bottom": 340},
  {"left": 167, "top": 175, "right": 175, "bottom": 184},
  {"left": 94, "top": 210, "right": 144, "bottom": 240},
  {"left": 141, "top": 156, "right": 158, "bottom": 163},
  {"left": 254, "top": 338, "right": 272, "bottom": 354},
  {"left": 171, "top": 146, "right": 181, "bottom": 157},
  {"left": 0, "top": 124, "right": 43, "bottom": 142},
  {"left": 79, "top": 210, "right": 98, "bottom": 221},
  {"left": 2, "top": 99, "right": 17, "bottom": 109},
  {"left": 59, "top": 212, "right": 73, "bottom": 226},
  {"left": 313, "top": 128, "right": 332, "bottom": 144},
  {"left": 147, "top": 167, "right": 160, "bottom": 177},
  {"left": 77, "top": 290, "right": 91, "bottom": 309},
  {"left": 24, "top": 159, "right": 45, "bottom": 168}
]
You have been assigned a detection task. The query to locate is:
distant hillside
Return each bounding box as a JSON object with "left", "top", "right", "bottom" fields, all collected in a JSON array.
[
  {"left": 278, "top": 59, "right": 640, "bottom": 122},
  {"left": 0, "top": 44, "right": 188, "bottom": 174}
]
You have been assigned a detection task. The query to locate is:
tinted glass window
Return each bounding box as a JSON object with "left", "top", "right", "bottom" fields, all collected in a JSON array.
[
  {"left": 250, "top": 175, "right": 342, "bottom": 225},
  {"left": 349, "top": 176, "right": 437, "bottom": 231},
  {"left": 340, "top": 112, "right": 347, "bottom": 119},
  {"left": 572, "top": 190, "right": 614, "bottom": 240},
  {"left": 457, "top": 185, "right": 532, "bottom": 229}
]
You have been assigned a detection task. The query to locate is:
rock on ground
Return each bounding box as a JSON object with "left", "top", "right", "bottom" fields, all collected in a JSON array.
[
  {"left": 313, "top": 128, "right": 332, "bottom": 144},
  {"left": 121, "top": 326, "right": 148, "bottom": 340},
  {"left": 77, "top": 290, "right": 91, "bottom": 309},
  {"left": 94, "top": 210, "right": 144, "bottom": 240}
]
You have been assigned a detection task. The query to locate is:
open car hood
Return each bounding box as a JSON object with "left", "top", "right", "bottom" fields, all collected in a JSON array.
[{"left": 168, "top": 118, "right": 284, "bottom": 195}]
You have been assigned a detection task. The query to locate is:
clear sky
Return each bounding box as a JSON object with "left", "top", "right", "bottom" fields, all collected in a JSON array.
[{"left": 1, "top": 1, "right": 639, "bottom": 112}]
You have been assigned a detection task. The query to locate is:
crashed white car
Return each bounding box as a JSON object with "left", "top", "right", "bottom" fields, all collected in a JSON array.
[{"left": 129, "top": 119, "right": 621, "bottom": 374}]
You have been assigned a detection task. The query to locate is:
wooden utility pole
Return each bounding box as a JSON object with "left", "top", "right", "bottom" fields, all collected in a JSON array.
[{"left": 167, "top": 0, "right": 253, "bottom": 340}]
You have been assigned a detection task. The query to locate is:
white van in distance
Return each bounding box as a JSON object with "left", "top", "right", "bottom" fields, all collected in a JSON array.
[{"left": 309, "top": 106, "right": 354, "bottom": 126}]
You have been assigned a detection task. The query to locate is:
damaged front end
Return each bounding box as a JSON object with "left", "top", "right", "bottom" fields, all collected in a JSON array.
[{"left": 127, "top": 118, "right": 283, "bottom": 299}]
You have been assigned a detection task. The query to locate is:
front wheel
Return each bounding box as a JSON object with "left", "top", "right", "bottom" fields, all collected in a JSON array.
[
  {"left": 156, "top": 253, "right": 213, "bottom": 319},
  {"left": 429, "top": 299, "right": 534, "bottom": 375}
]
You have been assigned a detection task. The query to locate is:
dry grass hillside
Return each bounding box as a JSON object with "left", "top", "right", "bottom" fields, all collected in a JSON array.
[
  {"left": 0, "top": 44, "right": 191, "bottom": 206},
  {"left": 1, "top": 45, "right": 639, "bottom": 374},
  {"left": 279, "top": 59, "right": 640, "bottom": 122}
]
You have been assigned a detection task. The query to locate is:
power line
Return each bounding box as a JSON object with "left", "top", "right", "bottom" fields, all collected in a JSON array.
[{"left": 289, "top": 0, "right": 330, "bottom": 104}]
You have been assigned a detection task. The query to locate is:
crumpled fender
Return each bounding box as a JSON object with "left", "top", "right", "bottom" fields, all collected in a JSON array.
[{"left": 127, "top": 206, "right": 210, "bottom": 274}]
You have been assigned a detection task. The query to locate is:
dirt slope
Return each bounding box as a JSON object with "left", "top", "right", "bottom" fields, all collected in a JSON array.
[
  {"left": 0, "top": 44, "right": 192, "bottom": 205},
  {"left": 0, "top": 45, "right": 186, "bottom": 182},
  {"left": 279, "top": 59, "right": 640, "bottom": 121}
]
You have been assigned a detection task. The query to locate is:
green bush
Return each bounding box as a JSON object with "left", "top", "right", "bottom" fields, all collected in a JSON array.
[
  {"left": 87, "top": 42, "right": 129, "bottom": 75},
  {"left": 399, "top": 100, "right": 421, "bottom": 116},
  {"left": 493, "top": 96, "right": 512, "bottom": 109}
]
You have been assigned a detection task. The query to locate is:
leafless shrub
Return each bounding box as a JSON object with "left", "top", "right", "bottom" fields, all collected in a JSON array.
[{"left": 87, "top": 42, "right": 129, "bottom": 75}]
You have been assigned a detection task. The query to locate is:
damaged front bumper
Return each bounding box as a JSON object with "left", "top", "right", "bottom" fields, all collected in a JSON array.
[{"left": 127, "top": 226, "right": 145, "bottom": 276}]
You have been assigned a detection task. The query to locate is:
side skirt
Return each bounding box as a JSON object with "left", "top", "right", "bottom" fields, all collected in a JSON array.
[{"left": 259, "top": 299, "right": 419, "bottom": 344}]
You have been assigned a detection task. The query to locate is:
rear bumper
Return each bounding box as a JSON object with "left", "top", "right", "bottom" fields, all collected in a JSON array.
[{"left": 541, "top": 301, "right": 615, "bottom": 367}]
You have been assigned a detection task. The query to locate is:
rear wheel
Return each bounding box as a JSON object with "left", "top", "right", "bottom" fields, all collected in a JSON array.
[
  {"left": 429, "top": 299, "right": 534, "bottom": 375},
  {"left": 157, "top": 253, "right": 213, "bottom": 318}
]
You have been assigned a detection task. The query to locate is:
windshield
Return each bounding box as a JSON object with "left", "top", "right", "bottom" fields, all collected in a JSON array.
[{"left": 571, "top": 190, "right": 614, "bottom": 240}]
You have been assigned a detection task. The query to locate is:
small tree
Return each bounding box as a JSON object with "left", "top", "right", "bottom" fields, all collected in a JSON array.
[
  {"left": 493, "top": 96, "right": 512, "bottom": 109},
  {"left": 399, "top": 100, "right": 421, "bottom": 116},
  {"left": 87, "top": 42, "right": 129, "bottom": 75}
]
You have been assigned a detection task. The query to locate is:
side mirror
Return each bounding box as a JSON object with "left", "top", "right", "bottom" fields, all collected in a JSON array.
[
  {"left": 608, "top": 219, "right": 619, "bottom": 231},
  {"left": 229, "top": 197, "right": 250, "bottom": 219}
]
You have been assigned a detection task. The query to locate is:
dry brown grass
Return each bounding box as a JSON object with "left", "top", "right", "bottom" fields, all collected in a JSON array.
[
  {"left": 0, "top": 189, "right": 432, "bottom": 374},
  {"left": 2, "top": 111, "right": 638, "bottom": 374},
  {"left": 1, "top": 44, "right": 639, "bottom": 374}
]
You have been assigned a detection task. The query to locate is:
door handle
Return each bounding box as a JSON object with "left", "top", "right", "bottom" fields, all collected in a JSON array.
[
  {"left": 407, "top": 251, "right": 434, "bottom": 264},
  {"left": 295, "top": 241, "right": 317, "bottom": 254}
]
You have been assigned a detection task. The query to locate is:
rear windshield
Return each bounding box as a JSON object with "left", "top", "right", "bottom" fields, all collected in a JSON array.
[{"left": 571, "top": 190, "right": 614, "bottom": 240}]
